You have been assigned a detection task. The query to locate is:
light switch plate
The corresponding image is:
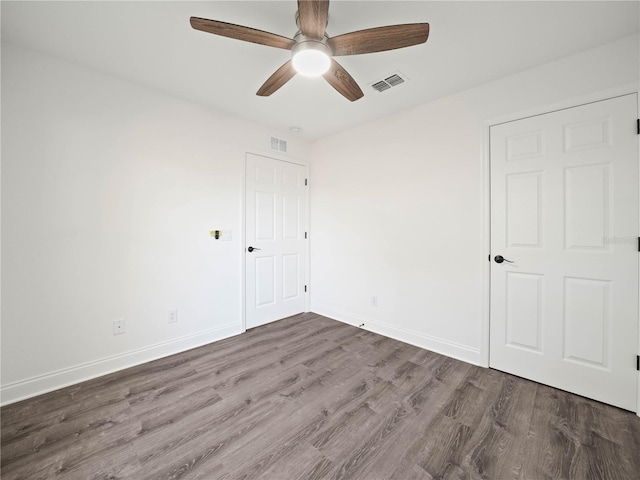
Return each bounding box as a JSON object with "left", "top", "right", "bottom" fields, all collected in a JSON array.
[{"left": 210, "top": 230, "right": 232, "bottom": 241}]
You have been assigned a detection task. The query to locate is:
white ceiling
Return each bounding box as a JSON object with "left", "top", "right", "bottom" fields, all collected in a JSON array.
[{"left": 2, "top": 1, "right": 639, "bottom": 140}]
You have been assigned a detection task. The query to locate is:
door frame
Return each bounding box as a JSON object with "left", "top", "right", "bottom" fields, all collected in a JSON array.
[
  {"left": 241, "top": 151, "right": 310, "bottom": 333},
  {"left": 480, "top": 83, "right": 640, "bottom": 415}
]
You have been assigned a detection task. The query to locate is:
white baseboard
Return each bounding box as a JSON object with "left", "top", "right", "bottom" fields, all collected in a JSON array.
[
  {"left": 0, "top": 322, "right": 243, "bottom": 406},
  {"left": 311, "top": 306, "right": 481, "bottom": 366}
]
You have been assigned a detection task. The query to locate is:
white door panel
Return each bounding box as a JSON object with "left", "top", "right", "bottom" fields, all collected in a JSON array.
[
  {"left": 246, "top": 154, "right": 306, "bottom": 329},
  {"left": 490, "top": 94, "right": 638, "bottom": 410}
]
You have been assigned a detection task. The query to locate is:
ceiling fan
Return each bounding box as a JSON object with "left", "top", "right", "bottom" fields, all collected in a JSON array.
[{"left": 190, "top": 0, "right": 429, "bottom": 102}]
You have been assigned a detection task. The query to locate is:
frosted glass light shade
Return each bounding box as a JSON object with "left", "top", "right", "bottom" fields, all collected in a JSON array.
[{"left": 292, "top": 49, "right": 331, "bottom": 76}]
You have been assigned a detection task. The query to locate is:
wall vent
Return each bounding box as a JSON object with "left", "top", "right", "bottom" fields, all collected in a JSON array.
[
  {"left": 370, "top": 71, "right": 408, "bottom": 93},
  {"left": 269, "top": 136, "right": 288, "bottom": 153}
]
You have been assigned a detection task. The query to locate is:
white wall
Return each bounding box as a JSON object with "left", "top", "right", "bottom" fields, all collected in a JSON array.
[
  {"left": 309, "top": 34, "right": 640, "bottom": 365},
  {"left": 3, "top": 33, "right": 639, "bottom": 407},
  {"left": 1, "top": 43, "right": 310, "bottom": 404}
]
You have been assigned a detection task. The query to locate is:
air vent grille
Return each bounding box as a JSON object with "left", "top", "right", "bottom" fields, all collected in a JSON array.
[
  {"left": 370, "top": 71, "right": 408, "bottom": 93},
  {"left": 269, "top": 136, "right": 288, "bottom": 153},
  {"left": 372, "top": 81, "right": 391, "bottom": 92},
  {"left": 385, "top": 74, "right": 405, "bottom": 87}
]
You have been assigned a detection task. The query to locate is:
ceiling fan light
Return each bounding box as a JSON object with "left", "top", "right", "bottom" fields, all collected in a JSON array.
[{"left": 291, "top": 41, "right": 331, "bottom": 76}]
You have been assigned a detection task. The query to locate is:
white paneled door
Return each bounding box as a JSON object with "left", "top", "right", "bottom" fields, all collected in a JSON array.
[
  {"left": 490, "top": 95, "right": 638, "bottom": 410},
  {"left": 245, "top": 153, "right": 306, "bottom": 329}
]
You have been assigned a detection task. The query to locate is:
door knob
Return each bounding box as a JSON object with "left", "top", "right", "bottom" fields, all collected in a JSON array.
[
  {"left": 247, "top": 246, "right": 261, "bottom": 252},
  {"left": 494, "top": 255, "right": 514, "bottom": 264}
]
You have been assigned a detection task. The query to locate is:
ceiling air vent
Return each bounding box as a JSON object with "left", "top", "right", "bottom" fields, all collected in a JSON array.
[
  {"left": 370, "top": 71, "right": 408, "bottom": 93},
  {"left": 269, "top": 135, "right": 288, "bottom": 153},
  {"left": 372, "top": 81, "right": 391, "bottom": 92}
]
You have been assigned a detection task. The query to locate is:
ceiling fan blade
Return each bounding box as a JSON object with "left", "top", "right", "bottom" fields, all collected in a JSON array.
[
  {"left": 190, "top": 17, "right": 295, "bottom": 50},
  {"left": 322, "top": 59, "right": 363, "bottom": 102},
  {"left": 297, "top": 0, "right": 329, "bottom": 40},
  {"left": 328, "top": 23, "right": 430, "bottom": 56},
  {"left": 257, "top": 60, "right": 297, "bottom": 97}
]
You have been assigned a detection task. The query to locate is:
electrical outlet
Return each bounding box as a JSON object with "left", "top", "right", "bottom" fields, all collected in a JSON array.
[
  {"left": 113, "top": 319, "right": 125, "bottom": 335},
  {"left": 371, "top": 296, "right": 378, "bottom": 307},
  {"left": 168, "top": 309, "right": 178, "bottom": 324}
]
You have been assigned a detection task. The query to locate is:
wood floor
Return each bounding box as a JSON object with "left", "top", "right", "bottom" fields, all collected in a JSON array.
[{"left": 2, "top": 313, "right": 639, "bottom": 480}]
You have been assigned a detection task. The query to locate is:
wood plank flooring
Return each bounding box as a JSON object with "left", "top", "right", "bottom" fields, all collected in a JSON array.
[{"left": 2, "top": 313, "right": 639, "bottom": 479}]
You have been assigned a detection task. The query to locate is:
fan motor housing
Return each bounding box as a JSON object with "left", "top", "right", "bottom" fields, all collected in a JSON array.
[{"left": 292, "top": 33, "right": 332, "bottom": 57}]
